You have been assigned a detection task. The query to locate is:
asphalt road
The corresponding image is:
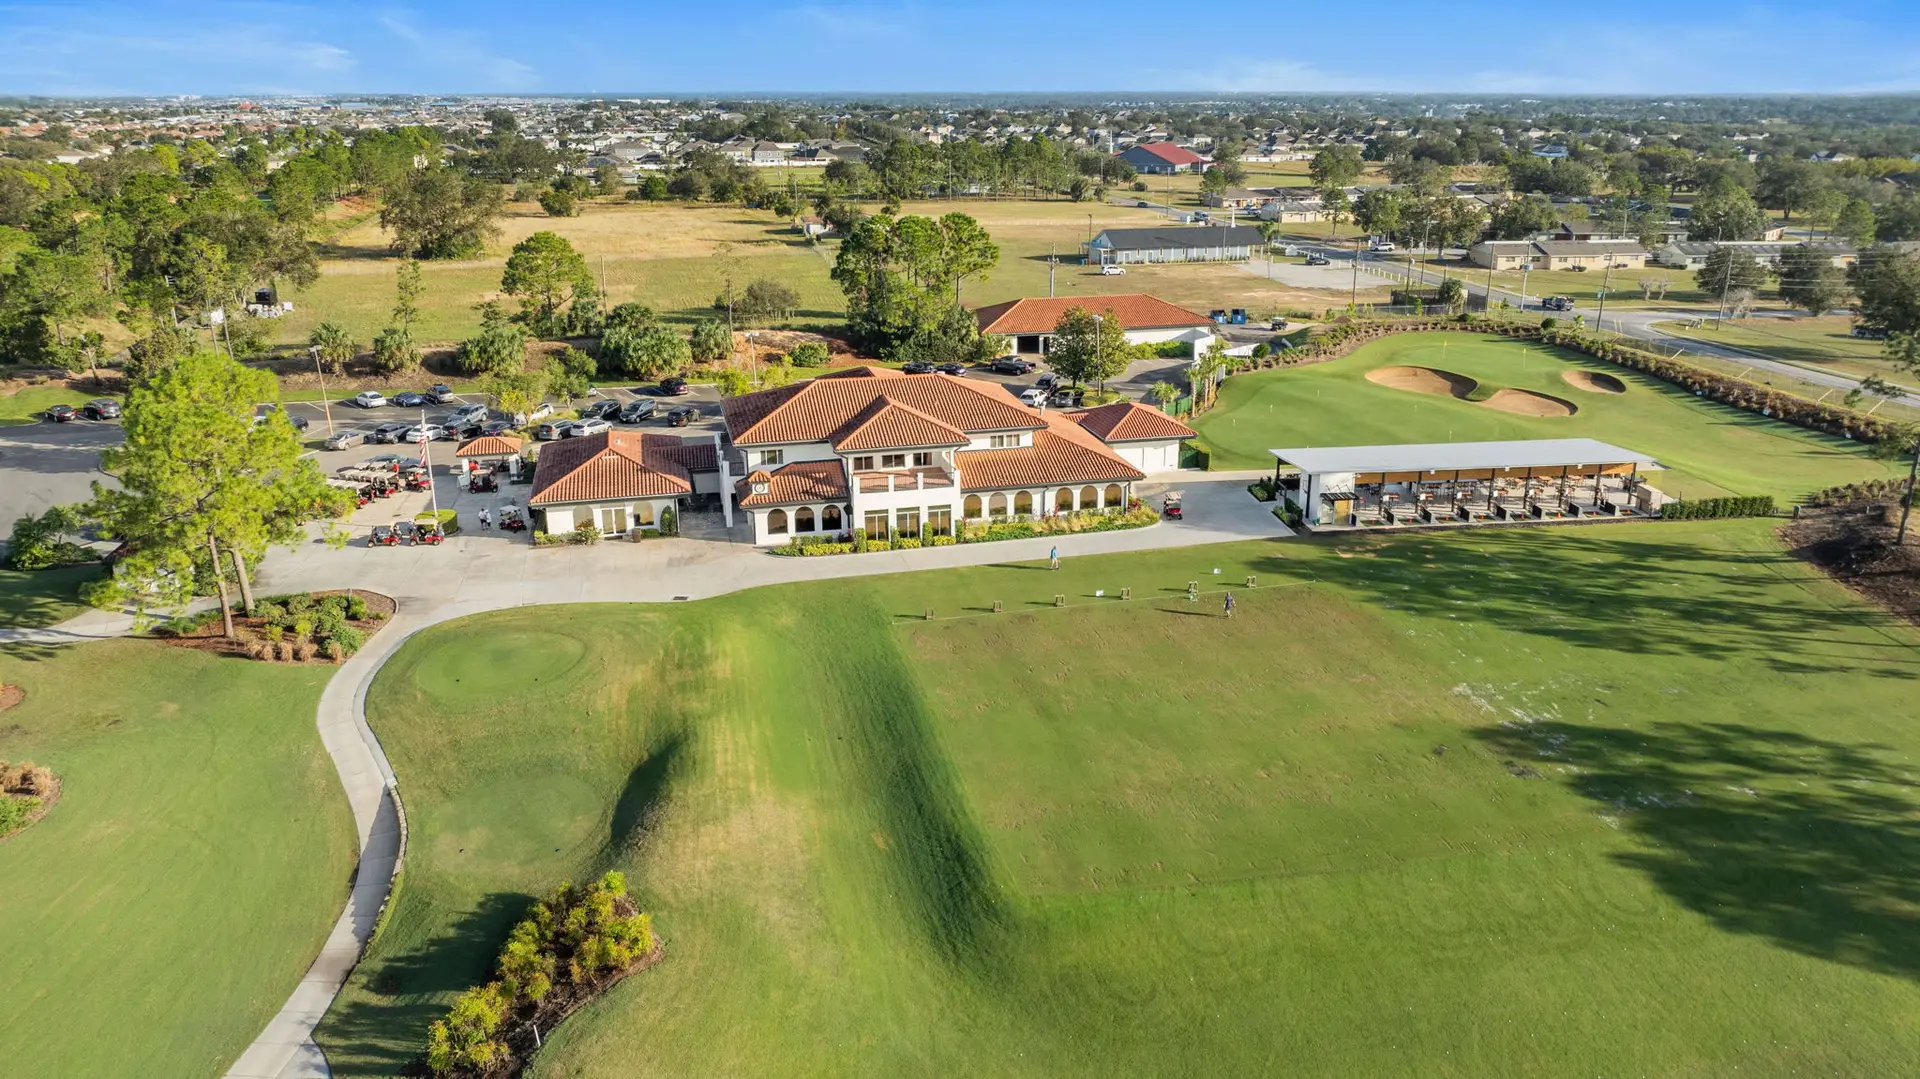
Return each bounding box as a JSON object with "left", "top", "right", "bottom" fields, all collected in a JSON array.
[{"left": 0, "top": 419, "right": 120, "bottom": 542}]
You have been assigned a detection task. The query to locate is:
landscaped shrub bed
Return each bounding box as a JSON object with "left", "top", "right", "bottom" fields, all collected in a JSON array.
[
  {"left": 1808, "top": 478, "right": 1918, "bottom": 507},
  {"left": 419, "top": 872, "right": 659, "bottom": 1078},
  {"left": 157, "top": 590, "right": 394, "bottom": 662},
  {"left": 1661, "top": 495, "right": 1778, "bottom": 520},
  {"left": 769, "top": 504, "right": 1158, "bottom": 556},
  {"left": 0, "top": 759, "right": 58, "bottom": 839}
]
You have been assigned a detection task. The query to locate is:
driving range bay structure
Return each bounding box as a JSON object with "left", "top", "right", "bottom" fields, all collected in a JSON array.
[{"left": 1270, "top": 439, "right": 1669, "bottom": 529}]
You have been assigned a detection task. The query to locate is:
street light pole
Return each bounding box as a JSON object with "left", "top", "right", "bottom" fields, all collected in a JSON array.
[{"left": 310, "top": 345, "right": 335, "bottom": 436}]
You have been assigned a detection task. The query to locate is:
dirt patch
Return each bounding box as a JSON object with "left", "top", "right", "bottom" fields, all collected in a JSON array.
[
  {"left": 1562, "top": 370, "right": 1627, "bottom": 395},
  {"left": 0, "top": 761, "right": 60, "bottom": 839},
  {"left": 1784, "top": 504, "right": 1920, "bottom": 627},
  {"left": 158, "top": 590, "right": 398, "bottom": 663},
  {"left": 1482, "top": 388, "right": 1578, "bottom": 417},
  {"left": 1365, "top": 365, "right": 1478, "bottom": 399},
  {"left": 0, "top": 685, "right": 20, "bottom": 713}
]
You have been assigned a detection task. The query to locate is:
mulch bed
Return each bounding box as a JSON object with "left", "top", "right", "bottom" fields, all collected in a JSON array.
[
  {"left": 0, "top": 770, "right": 60, "bottom": 841},
  {"left": 157, "top": 590, "right": 398, "bottom": 662},
  {"left": 0, "top": 684, "right": 22, "bottom": 713},
  {"left": 1783, "top": 504, "right": 1920, "bottom": 627}
]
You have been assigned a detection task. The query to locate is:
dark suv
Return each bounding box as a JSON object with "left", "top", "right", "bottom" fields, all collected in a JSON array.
[
  {"left": 618, "top": 399, "right": 657, "bottom": 423},
  {"left": 657, "top": 376, "right": 690, "bottom": 396},
  {"left": 990, "top": 357, "right": 1035, "bottom": 375},
  {"left": 82, "top": 399, "right": 121, "bottom": 420},
  {"left": 579, "top": 399, "right": 621, "bottom": 420}
]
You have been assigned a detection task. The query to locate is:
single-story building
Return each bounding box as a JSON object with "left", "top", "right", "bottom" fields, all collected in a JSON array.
[
  {"left": 1118, "top": 142, "right": 1206, "bottom": 175},
  {"left": 1271, "top": 439, "right": 1668, "bottom": 530},
  {"left": 973, "top": 293, "right": 1215, "bottom": 355},
  {"left": 1530, "top": 240, "right": 1649, "bottom": 271},
  {"left": 1069, "top": 401, "right": 1195, "bottom": 472},
  {"left": 1466, "top": 240, "right": 1543, "bottom": 271},
  {"left": 453, "top": 434, "right": 526, "bottom": 478},
  {"left": 528, "top": 429, "right": 723, "bottom": 537},
  {"left": 1084, "top": 225, "right": 1266, "bottom": 266},
  {"left": 1257, "top": 197, "right": 1326, "bottom": 223},
  {"left": 1653, "top": 240, "right": 1857, "bottom": 271},
  {"left": 1202, "top": 187, "right": 1278, "bottom": 210}
]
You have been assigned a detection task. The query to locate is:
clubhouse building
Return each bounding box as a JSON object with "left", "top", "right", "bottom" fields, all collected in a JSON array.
[
  {"left": 725, "top": 367, "right": 1193, "bottom": 545},
  {"left": 1271, "top": 439, "right": 1668, "bottom": 530},
  {"left": 973, "top": 293, "right": 1216, "bottom": 356}
]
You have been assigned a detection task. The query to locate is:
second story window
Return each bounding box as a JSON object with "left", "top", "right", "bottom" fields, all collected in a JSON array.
[
  {"left": 851, "top": 455, "right": 874, "bottom": 471},
  {"left": 881, "top": 453, "right": 907, "bottom": 469},
  {"left": 758, "top": 449, "right": 784, "bottom": 467},
  {"left": 911, "top": 452, "right": 933, "bottom": 467},
  {"left": 990, "top": 434, "right": 1022, "bottom": 449}
]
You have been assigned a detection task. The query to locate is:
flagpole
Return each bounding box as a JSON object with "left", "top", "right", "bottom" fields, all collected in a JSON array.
[{"left": 420, "top": 407, "right": 440, "bottom": 521}]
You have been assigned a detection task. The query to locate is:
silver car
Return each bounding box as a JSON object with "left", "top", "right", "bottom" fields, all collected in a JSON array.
[
  {"left": 401, "top": 423, "right": 451, "bottom": 443},
  {"left": 568, "top": 417, "right": 613, "bottom": 437},
  {"left": 350, "top": 391, "right": 387, "bottom": 408},
  {"left": 323, "top": 429, "right": 370, "bottom": 451}
]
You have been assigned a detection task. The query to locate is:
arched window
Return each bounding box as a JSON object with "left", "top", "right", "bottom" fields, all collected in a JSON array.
[
  {"left": 768, "top": 508, "right": 788, "bottom": 534},
  {"left": 1056, "top": 488, "right": 1074, "bottom": 512},
  {"left": 989, "top": 493, "right": 1008, "bottom": 518},
  {"left": 1080, "top": 486, "right": 1097, "bottom": 510},
  {"left": 823, "top": 504, "right": 843, "bottom": 529},
  {"left": 1014, "top": 491, "right": 1033, "bottom": 515},
  {"left": 964, "top": 494, "right": 983, "bottom": 518},
  {"left": 1105, "top": 484, "right": 1123, "bottom": 507},
  {"left": 796, "top": 506, "right": 815, "bottom": 532}
]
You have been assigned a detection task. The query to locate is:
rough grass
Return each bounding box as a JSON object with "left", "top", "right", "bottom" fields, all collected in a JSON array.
[
  {"left": 0, "top": 637, "right": 356, "bottom": 1078},
  {"left": 1189, "top": 332, "right": 1901, "bottom": 501},
  {"left": 318, "top": 521, "right": 1920, "bottom": 1077},
  {"left": 0, "top": 564, "right": 101, "bottom": 627},
  {"left": 0, "top": 385, "right": 100, "bottom": 426},
  {"left": 1656, "top": 315, "right": 1918, "bottom": 386}
]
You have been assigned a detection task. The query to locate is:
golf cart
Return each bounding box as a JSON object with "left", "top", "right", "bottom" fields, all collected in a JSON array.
[
  {"left": 414, "top": 519, "right": 445, "bottom": 545},
  {"left": 1163, "top": 491, "right": 1184, "bottom": 520},
  {"left": 468, "top": 471, "right": 499, "bottom": 494},
  {"left": 499, "top": 507, "right": 527, "bottom": 533},
  {"left": 392, "top": 520, "right": 418, "bottom": 545},
  {"left": 370, "top": 524, "right": 399, "bottom": 547},
  {"left": 402, "top": 467, "right": 430, "bottom": 492}
]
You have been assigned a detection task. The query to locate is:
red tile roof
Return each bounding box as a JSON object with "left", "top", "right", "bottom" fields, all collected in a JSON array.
[
  {"left": 528, "top": 431, "right": 717, "bottom": 506},
  {"left": 833, "top": 397, "right": 970, "bottom": 451},
  {"left": 453, "top": 435, "right": 525, "bottom": 457},
  {"left": 1069, "top": 401, "right": 1196, "bottom": 442},
  {"left": 724, "top": 371, "right": 1039, "bottom": 447},
  {"left": 1129, "top": 142, "right": 1204, "bottom": 166},
  {"left": 973, "top": 294, "right": 1212, "bottom": 336},
  {"left": 956, "top": 410, "right": 1144, "bottom": 491},
  {"left": 736, "top": 459, "right": 850, "bottom": 507}
]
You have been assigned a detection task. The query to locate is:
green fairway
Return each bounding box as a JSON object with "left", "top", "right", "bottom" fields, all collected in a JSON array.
[
  {"left": 0, "top": 564, "right": 100, "bottom": 627},
  {"left": 0, "top": 638, "right": 356, "bottom": 1077},
  {"left": 1189, "top": 332, "right": 1900, "bottom": 501},
  {"left": 318, "top": 521, "right": 1920, "bottom": 1078}
]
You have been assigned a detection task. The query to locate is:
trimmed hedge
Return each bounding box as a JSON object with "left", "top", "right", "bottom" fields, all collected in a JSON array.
[
  {"left": 1661, "top": 495, "right": 1777, "bottom": 520},
  {"left": 767, "top": 506, "right": 1157, "bottom": 557}
]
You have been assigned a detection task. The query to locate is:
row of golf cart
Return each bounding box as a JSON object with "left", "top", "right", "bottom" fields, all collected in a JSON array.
[{"left": 369, "top": 519, "right": 446, "bottom": 546}]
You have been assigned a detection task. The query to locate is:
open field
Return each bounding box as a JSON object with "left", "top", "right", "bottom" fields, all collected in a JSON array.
[
  {"left": 316, "top": 521, "right": 1920, "bottom": 1078},
  {"left": 1188, "top": 332, "right": 1901, "bottom": 500},
  {"left": 276, "top": 198, "right": 1371, "bottom": 350},
  {"left": 0, "top": 564, "right": 101, "bottom": 627},
  {"left": 0, "top": 637, "right": 356, "bottom": 1078},
  {"left": 1655, "top": 315, "right": 1916, "bottom": 386}
]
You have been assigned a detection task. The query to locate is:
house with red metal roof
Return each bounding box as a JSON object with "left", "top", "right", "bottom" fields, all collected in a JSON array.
[
  {"left": 972, "top": 293, "right": 1214, "bottom": 356},
  {"left": 723, "top": 367, "right": 1191, "bottom": 546},
  {"left": 1117, "top": 142, "right": 1208, "bottom": 175}
]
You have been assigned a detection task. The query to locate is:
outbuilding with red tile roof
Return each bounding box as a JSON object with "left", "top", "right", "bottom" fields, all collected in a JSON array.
[{"left": 528, "top": 430, "right": 721, "bottom": 537}]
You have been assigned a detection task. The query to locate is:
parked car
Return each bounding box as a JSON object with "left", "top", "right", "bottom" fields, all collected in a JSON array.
[
  {"left": 370, "top": 422, "right": 412, "bottom": 444},
  {"left": 1049, "top": 387, "right": 1084, "bottom": 408},
  {"left": 1135, "top": 200, "right": 1150, "bottom": 207},
  {"left": 324, "top": 429, "right": 369, "bottom": 451},
  {"left": 618, "top": 399, "right": 657, "bottom": 423},
  {"left": 579, "top": 399, "right": 621, "bottom": 420},
  {"left": 936, "top": 362, "right": 966, "bottom": 376},
  {"left": 1036, "top": 373, "right": 1059, "bottom": 390},
  {"left": 901, "top": 360, "right": 936, "bottom": 374},
  {"left": 401, "top": 423, "right": 450, "bottom": 443},
  {"left": 513, "top": 402, "right": 555, "bottom": 424},
  {"left": 569, "top": 417, "right": 613, "bottom": 437},
  {"left": 81, "top": 398, "right": 121, "bottom": 420},
  {"left": 350, "top": 391, "right": 387, "bottom": 408},
  {"left": 447, "top": 404, "right": 489, "bottom": 431},
  {"left": 1100, "top": 264, "right": 1126, "bottom": 276},
  {"left": 359, "top": 454, "right": 405, "bottom": 471},
  {"left": 1304, "top": 253, "right": 1331, "bottom": 266},
  {"left": 990, "top": 356, "right": 1035, "bottom": 375},
  {"left": 1542, "top": 295, "right": 1576, "bottom": 311},
  {"left": 390, "top": 391, "right": 427, "bottom": 408},
  {"left": 1269, "top": 317, "right": 1290, "bottom": 331},
  {"left": 658, "top": 376, "right": 690, "bottom": 396},
  {"left": 426, "top": 384, "right": 458, "bottom": 403},
  {"left": 666, "top": 405, "right": 700, "bottom": 427},
  {"left": 1018, "top": 387, "right": 1049, "bottom": 407},
  {"left": 1852, "top": 324, "right": 1890, "bottom": 339},
  {"left": 535, "top": 420, "right": 576, "bottom": 441},
  {"left": 478, "top": 419, "right": 516, "bottom": 437},
  {"left": 45, "top": 403, "right": 76, "bottom": 422},
  {"left": 1369, "top": 241, "right": 1396, "bottom": 252},
  {"left": 370, "top": 524, "right": 398, "bottom": 547}
]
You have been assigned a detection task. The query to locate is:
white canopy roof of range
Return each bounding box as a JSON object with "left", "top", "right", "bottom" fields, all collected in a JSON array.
[{"left": 1269, "top": 439, "right": 1665, "bottom": 474}]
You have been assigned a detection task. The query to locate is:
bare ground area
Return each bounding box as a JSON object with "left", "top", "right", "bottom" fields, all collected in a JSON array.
[{"left": 1784, "top": 503, "right": 1920, "bottom": 627}]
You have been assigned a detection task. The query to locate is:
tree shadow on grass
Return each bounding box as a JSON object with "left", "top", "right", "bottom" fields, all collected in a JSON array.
[
  {"left": 1475, "top": 719, "right": 1920, "bottom": 981},
  {"left": 1254, "top": 531, "right": 1920, "bottom": 677},
  {"left": 317, "top": 891, "right": 534, "bottom": 1077},
  {"left": 594, "top": 730, "right": 686, "bottom": 872}
]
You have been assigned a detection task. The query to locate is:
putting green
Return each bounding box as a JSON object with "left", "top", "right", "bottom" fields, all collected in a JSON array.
[
  {"left": 411, "top": 630, "right": 587, "bottom": 702},
  {"left": 1191, "top": 333, "right": 1900, "bottom": 501}
]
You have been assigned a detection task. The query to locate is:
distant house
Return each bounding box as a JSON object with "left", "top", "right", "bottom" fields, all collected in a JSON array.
[
  {"left": 973, "top": 293, "right": 1216, "bottom": 355},
  {"left": 1201, "top": 187, "right": 1275, "bottom": 210},
  {"left": 1809, "top": 151, "right": 1853, "bottom": 163},
  {"left": 1118, "top": 142, "right": 1206, "bottom": 175},
  {"left": 750, "top": 140, "right": 788, "bottom": 165},
  {"left": 1653, "top": 240, "right": 1856, "bottom": 271},
  {"left": 1084, "top": 225, "right": 1266, "bottom": 266},
  {"left": 1257, "top": 197, "right": 1326, "bottom": 223},
  {"left": 1531, "top": 144, "right": 1570, "bottom": 159},
  {"left": 798, "top": 216, "right": 835, "bottom": 238},
  {"left": 1467, "top": 240, "right": 1649, "bottom": 271},
  {"left": 1466, "top": 240, "right": 1542, "bottom": 271}
]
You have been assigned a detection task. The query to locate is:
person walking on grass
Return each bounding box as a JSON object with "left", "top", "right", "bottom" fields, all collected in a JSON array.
[
  {"left": 1223, "top": 591, "right": 1236, "bottom": 619},
  {"left": 1049, "top": 545, "right": 1060, "bottom": 571}
]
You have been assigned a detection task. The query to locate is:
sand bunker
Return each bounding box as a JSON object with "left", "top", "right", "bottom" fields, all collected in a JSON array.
[
  {"left": 1482, "top": 388, "right": 1578, "bottom": 418},
  {"left": 1561, "top": 370, "right": 1626, "bottom": 395},
  {"left": 1366, "top": 365, "right": 1478, "bottom": 399}
]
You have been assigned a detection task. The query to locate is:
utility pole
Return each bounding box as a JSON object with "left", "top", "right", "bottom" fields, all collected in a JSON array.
[
  {"left": 1596, "top": 257, "right": 1615, "bottom": 335},
  {"left": 1520, "top": 263, "right": 1531, "bottom": 312},
  {"left": 1714, "top": 246, "right": 1735, "bottom": 327},
  {"left": 1898, "top": 437, "right": 1918, "bottom": 545},
  {"left": 1350, "top": 236, "right": 1360, "bottom": 307},
  {"left": 1048, "top": 243, "right": 1056, "bottom": 298},
  {"left": 310, "top": 345, "right": 335, "bottom": 436}
]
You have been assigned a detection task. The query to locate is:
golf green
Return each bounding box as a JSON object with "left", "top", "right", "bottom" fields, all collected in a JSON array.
[
  {"left": 1189, "top": 333, "right": 1900, "bottom": 502},
  {"left": 317, "top": 521, "right": 1920, "bottom": 1078},
  {"left": 0, "top": 638, "right": 356, "bottom": 1078}
]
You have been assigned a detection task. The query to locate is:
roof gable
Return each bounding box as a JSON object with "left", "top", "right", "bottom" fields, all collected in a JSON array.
[
  {"left": 974, "top": 294, "right": 1213, "bottom": 336},
  {"left": 1070, "top": 401, "right": 1195, "bottom": 442},
  {"left": 833, "top": 396, "right": 970, "bottom": 451},
  {"left": 724, "top": 372, "right": 1040, "bottom": 447},
  {"left": 529, "top": 431, "right": 716, "bottom": 505}
]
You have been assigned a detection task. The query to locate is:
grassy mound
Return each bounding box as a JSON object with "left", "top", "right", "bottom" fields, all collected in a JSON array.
[{"left": 317, "top": 523, "right": 1920, "bottom": 1077}]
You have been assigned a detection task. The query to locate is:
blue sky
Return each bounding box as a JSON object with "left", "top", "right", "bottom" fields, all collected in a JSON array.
[{"left": 2, "top": 1, "right": 1918, "bottom": 97}]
